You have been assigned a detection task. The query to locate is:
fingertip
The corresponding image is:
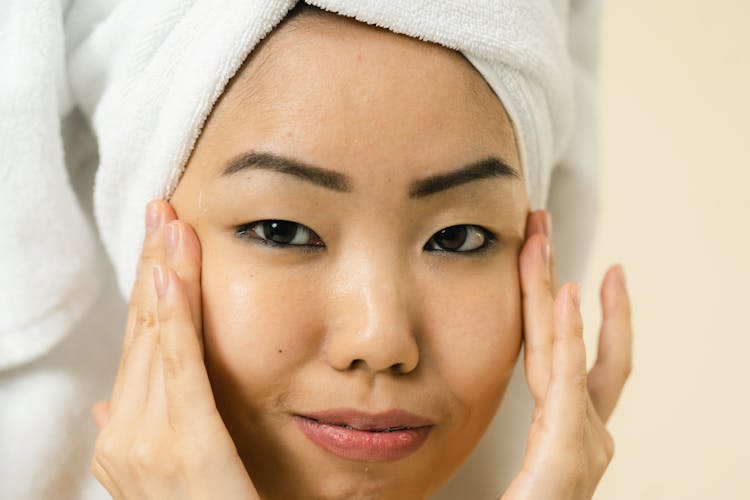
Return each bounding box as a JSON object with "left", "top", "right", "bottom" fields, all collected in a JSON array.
[
  {"left": 524, "top": 210, "right": 551, "bottom": 240},
  {"left": 172, "top": 220, "right": 203, "bottom": 262},
  {"left": 613, "top": 263, "right": 627, "bottom": 288},
  {"left": 91, "top": 401, "right": 110, "bottom": 430},
  {"left": 155, "top": 199, "right": 177, "bottom": 220},
  {"left": 519, "top": 233, "right": 551, "bottom": 292},
  {"left": 601, "top": 264, "right": 631, "bottom": 317}
]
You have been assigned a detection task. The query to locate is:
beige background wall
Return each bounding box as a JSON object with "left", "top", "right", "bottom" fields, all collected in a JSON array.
[{"left": 585, "top": 1, "right": 750, "bottom": 498}]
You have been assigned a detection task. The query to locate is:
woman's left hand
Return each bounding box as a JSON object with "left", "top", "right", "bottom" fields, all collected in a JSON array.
[{"left": 501, "top": 210, "right": 633, "bottom": 499}]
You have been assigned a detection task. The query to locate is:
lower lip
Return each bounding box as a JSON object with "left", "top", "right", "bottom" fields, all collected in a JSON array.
[{"left": 293, "top": 416, "right": 432, "bottom": 462}]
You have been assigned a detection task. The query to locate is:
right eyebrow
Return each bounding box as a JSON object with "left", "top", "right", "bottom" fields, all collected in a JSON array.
[{"left": 221, "top": 151, "right": 352, "bottom": 192}]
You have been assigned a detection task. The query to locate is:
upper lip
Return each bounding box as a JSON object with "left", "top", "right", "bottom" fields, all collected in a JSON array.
[{"left": 296, "top": 408, "right": 435, "bottom": 431}]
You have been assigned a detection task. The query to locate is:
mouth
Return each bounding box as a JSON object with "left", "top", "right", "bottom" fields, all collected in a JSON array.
[{"left": 293, "top": 409, "right": 434, "bottom": 462}]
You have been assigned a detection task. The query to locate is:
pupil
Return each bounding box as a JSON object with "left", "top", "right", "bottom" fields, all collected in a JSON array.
[
  {"left": 265, "top": 221, "right": 297, "bottom": 244},
  {"left": 436, "top": 226, "right": 467, "bottom": 250}
]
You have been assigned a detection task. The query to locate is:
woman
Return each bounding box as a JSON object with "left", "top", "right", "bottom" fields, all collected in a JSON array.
[{"left": 88, "top": 3, "right": 631, "bottom": 499}]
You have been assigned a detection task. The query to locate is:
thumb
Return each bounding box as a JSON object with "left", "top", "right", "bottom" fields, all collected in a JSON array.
[{"left": 90, "top": 400, "right": 111, "bottom": 430}]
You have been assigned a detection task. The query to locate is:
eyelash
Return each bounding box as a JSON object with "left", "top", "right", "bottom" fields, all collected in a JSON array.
[{"left": 235, "top": 220, "right": 497, "bottom": 254}]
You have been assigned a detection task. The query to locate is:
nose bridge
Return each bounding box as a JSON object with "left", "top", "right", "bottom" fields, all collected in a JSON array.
[{"left": 326, "top": 248, "right": 419, "bottom": 375}]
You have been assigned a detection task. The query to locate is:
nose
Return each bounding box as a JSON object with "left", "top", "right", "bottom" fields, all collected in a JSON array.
[{"left": 325, "top": 259, "right": 420, "bottom": 376}]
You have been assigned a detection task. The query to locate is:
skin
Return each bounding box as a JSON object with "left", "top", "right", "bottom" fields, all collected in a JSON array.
[{"left": 90, "top": 7, "right": 633, "bottom": 500}]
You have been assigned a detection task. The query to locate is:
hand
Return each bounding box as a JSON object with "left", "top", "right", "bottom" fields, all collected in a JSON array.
[
  {"left": 90, "top": 200, "right": 260, "bottom": 500},
  {"left": 501, "top": 211, "right": 633, "bottom": 500}
]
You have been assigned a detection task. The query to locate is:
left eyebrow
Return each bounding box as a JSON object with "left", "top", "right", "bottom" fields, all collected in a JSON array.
[
  {"left": 408, "top": 156, "right": 520, "bottom": 198},
  {"left": 219, "top": 151, "right": 520, "bottom": 196}
]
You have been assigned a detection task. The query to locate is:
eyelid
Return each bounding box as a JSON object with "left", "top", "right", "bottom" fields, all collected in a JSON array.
[
  {"left": 424, "top": 224, "right": 498, "bottom": 254},
  {"left": 235, "top": 220, "right": 326, "bottom": 250}
]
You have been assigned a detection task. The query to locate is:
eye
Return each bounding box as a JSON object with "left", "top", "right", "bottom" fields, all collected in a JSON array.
[
  {"left": 236, "top": 220, "right": 324, "bottom": 248},
  {"left": 424, "top": 225, "right": 495, "bottom": 253}
]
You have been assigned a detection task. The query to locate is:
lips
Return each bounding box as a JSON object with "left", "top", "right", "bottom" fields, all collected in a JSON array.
[{"left": 293, "top": 408, "right": 434, "bottom": 461}]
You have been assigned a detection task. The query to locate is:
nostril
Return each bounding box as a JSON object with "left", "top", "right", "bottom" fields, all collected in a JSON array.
[
  {"left": 389, "top": 363, "right": 405, "bottom": 374},
  {"left": 346, "top": 359, "right": 407, "bottom": 374},
  {"left": 349, "top": 359, "right": 366, "bottom": 370}
]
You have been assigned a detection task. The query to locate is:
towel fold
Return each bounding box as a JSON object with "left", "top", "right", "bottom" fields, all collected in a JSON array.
[{"left": 0, "top": 0, "right": 102, "bottom": 370}]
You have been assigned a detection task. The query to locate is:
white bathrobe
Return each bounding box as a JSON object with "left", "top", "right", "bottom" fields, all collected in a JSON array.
[{"left": 0, "top": 0, "right": 601, "bottom": 498}]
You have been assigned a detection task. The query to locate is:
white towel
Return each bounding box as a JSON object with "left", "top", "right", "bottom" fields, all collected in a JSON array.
[{"left": 0, "top": 0, "right": 102, "bottom": 371}]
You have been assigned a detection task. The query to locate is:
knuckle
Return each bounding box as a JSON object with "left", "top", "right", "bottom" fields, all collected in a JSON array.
[
  {"left": 603, "top": 431, "right": 616, "bottom": 462},
  {"left": 593, "top": 446, "right": 609, "bottom": 472},
  {"left": 94, "top": 431, "right": 120, "bottom": 463},
  {"left": 620, "top": 359, "right": 633, "bottom": 381},
  {"left": 130, "top": 437, "right": 161, "bottom": 470},
  {"left": 134, "top": 308, "right": 158, "bottom": 333},
  {"left": 162, "top": 352, "right": 186, "bottom": 380},
  {"left": 131, "top": 437, "right": 184, "bottom": 477}
]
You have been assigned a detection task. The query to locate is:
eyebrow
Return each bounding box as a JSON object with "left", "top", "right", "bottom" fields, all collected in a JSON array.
[{"left": 220, "top": 151, "right": 520, "bottom": 198}]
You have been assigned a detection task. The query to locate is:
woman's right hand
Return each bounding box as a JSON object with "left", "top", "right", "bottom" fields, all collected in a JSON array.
[
  {"left": 90, "top": 200, "right": 260, "bottom": 500},
  {"left": 501, "top": 211, "right": 633, "bottom": 500}
]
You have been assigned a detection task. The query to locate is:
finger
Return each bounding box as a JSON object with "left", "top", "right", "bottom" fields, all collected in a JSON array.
[
  {"left": 91, "top": 401, "right": 111, "bottom": 430},
  {"left": 524, "top": 210, "right": 558, "bottom": 293},
  {"left": 519, "top": 233, "right": 555, "bottom": 403},
  {"left": 524, "top": 209, "right": 551, "bottom": 240},
  {"left": 543, "top": 282, "right": 587, "bottom": 447},
  {"left": 142, "top": 219, "right": 204, "bottom": 424},
  {"left": 124, "top": 200, "right": 178, "bottom": 350},
  {"left": 588, "top": 265, "right": 633, "bottom": 423},
  {"left": 154, "top": 265, "right": 218, "bottom": 429},
  {"left": 110, "top": 200, "right": 175, "bottom": 411},
  {"left": 164, "top": 220, "right": 204, "bottom": 354}
]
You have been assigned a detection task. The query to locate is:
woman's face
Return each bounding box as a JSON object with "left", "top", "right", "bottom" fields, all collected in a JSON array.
[{"left": 171, "top": 9, "right": 528, "bottom": 499}]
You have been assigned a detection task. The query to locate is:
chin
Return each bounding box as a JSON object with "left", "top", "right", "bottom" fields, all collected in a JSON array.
[{"left": 253, "top": 467, "right": 436, "bottom": 500}]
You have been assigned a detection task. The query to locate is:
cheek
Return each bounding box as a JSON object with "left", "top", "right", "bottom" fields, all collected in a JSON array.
[
  {"left": 423, "top": 265, "right": 522, "bottom": 414},
  {"left": 200, "top": 254, "right": 324, "bottom": 405}
]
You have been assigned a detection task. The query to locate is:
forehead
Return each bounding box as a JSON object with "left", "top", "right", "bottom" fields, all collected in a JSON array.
[{"left": 191, "top": 10, "right": 519, "bottom": 183}]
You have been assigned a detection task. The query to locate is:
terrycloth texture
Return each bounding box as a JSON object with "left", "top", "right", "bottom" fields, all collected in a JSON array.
[
  {"left": 0, "top": 0, "right": 102, "bottom": 370},
  {"left": 68, "top": 0, "right": 587, "bottom": 300}
]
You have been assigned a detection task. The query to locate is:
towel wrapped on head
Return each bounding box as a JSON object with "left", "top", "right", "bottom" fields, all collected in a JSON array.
[{"left": 69, "top": 0, "right": 595, "bottom": 300}]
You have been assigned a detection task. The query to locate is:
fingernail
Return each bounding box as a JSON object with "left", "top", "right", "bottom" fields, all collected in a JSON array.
[
  {"left": 541, "top": 237, "right": 550, "bottom": 266},
  {"left": 153, "top": 264, "right": 169, "bottom": 297},
  {"left": 541, "top": 211, "right": 552, "bottom": 237},
  {"left": 146, "top": 202, "right": 160, "bottom": 234},
  {"left": 616, "top": 264, "right": 627, "bottom": 290},
  {"left": 570, "top": 283, "right": 581, "bottom": 310},
  {"left": 166, "top": 222, "right": 179, "bottom": 255}
]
